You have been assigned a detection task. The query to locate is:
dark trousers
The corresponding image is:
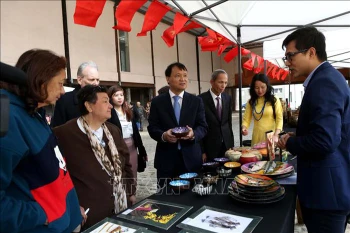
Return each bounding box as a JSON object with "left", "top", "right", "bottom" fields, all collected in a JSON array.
[
  {"left": 300, "top": 204, "right": 350, "bottom": 233},
  {"left": 156, "top": 150, "right": 188, "bottom": 190}
]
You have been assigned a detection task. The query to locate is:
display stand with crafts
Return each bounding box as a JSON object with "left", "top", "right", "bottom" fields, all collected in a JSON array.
[{"left": 228, "top": 174, "right": 286, "bottom": 204}]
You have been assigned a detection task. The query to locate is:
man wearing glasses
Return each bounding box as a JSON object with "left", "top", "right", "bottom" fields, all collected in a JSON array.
[
  {"left": 277, "top": 27, "right": 350, "bottom": 233},
  {"left": 51, "top": 61, "right": 100, "bottom": 127}
]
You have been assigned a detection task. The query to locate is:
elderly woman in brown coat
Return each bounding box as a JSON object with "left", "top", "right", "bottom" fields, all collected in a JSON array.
[{"left": 53, "top": 85, "right": 135, "bottom": 229}]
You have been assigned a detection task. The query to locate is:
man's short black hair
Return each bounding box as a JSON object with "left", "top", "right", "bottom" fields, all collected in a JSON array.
[
  {"left": 165, "top": 62, "right": 187, "bottom": 77},
  {"left": 282, "top": 26, "right": 327, "bottom": 62}
]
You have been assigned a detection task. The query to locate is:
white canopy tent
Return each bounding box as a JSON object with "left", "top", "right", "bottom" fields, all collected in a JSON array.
[
  {"left": 164, "top": 1, "right": 350, "bottom": 45},
  {"left": 162, "top": 1, "right": 350, "bottom": 145},
  {"left": 264, "top": 28, "right": 350, "bottom": 69}
]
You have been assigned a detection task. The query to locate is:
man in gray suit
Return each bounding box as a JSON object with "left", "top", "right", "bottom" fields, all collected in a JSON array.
[{"left": 199, "top": 69, "right": 234, "bottom": 162}]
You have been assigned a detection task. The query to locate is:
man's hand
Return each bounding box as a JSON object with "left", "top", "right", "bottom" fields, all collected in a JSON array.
[
  {"left": 180, "top": 126, "right": 195, "bottom": 140},
  {"left": 277, "top": 134, "right": 290, "bottom": 149},
  {"left": 163, "top": 129, "right": 178, "bottom": 143},
  {"left": 129, "top": 195, "right": 136, "bottom": 206},
  {"left": 202, "top": 153, "right": 207, "bottom": 163},
  {"left": 80, "top": 206, "right": 88, "bottom": 226},
  {"left": 242, "top": 127, "right": 249, "bottom": 136}
]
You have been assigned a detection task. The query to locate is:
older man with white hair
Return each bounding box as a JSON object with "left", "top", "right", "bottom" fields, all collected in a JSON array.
[{"left": 51, "top": 61, "right": 100, "bottom": 127}]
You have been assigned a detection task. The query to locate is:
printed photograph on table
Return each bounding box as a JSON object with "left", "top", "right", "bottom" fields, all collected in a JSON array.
[
  {"left": 177, "top": 206, "right": 262, "bottom": 233},
  {"left": 82, "top": 217, "right": 146, "bottom": 233},
  {"left": 117, "top": 199, "right": 192, "bottom": 230}
]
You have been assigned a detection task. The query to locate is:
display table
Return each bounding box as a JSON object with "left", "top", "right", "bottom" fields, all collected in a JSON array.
[{"left": 113, "top": 174, "right": 297, "bottom": 233}]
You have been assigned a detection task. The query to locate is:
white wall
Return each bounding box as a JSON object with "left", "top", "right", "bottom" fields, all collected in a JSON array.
[
  {"left": 124, "top": 12, "right": 153, "bottom": 84},
  {"left": 0, "top": 1, "right": 64, "bottom": 65},
  {"left": 178, "top": 32, "right": 198, "bottom": 94},
  {"left": 66, "top": 1, "right": 118, "bottom": 81}
]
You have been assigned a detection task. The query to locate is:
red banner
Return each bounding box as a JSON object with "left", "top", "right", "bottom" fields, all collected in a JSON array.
[{"left": 74, "top": 0, "right": 107, "bottom": 27}]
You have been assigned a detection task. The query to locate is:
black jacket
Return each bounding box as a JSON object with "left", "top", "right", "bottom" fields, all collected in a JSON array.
[
  {"left": 51, "top": 87, "right": 81, "bottom": 128},
  {"left": 108, "top": 109, "right": 147, "bottom": 172},
  {"left": 199, "top": 90, "right": 234, "bottom": 160}
]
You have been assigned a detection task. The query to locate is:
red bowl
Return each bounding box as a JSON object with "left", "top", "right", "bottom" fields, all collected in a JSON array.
[{"left": 239, "top": 154, "right": 258, "bottom": 164}]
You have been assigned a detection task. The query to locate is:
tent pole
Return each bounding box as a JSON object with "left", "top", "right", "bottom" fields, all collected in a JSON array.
[{"left": 237, "top": 26, "right": 243, "bottom": 147}]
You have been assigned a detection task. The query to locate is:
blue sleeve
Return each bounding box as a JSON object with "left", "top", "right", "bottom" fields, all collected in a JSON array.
[
  {"left": 286, "top": 79, "right": 342, "bottom": 156},
  {"left": 0, "top": 147, "right": 47, "bottom": 232}
]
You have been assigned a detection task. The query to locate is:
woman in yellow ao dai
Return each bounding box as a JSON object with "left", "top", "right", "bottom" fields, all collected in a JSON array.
[{"left": 242, "top": 74, "right": 283, "bottom": 146}]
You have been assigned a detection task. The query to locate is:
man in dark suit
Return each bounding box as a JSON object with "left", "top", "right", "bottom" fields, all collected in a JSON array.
[
  {"left": 199, "top": 69, "right": 234, "bottom": 162},
  {"left": 277, "top": 27, "right": 350, "bottom": 233},
  {"left": 148, "top": 62, "right": 207, "bottom": 189},
  {"left": 50, "top": 61, "right": 100, "bottom": 127}
]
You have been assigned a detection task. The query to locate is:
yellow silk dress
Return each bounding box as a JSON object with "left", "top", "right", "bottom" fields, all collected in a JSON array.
[{"left": 242, "top": 96, "right": 283, "bottom": 146}]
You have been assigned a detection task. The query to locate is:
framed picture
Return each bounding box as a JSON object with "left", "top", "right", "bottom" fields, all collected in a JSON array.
[
  {"left": 177, "top": 206, "right": 262, "bottom": 233},
  {"left": 117, "top": 199, "right": 192, "bottom": 230},
  {"left": 82, "top": 217, "right": 146, "bottom": 233}
]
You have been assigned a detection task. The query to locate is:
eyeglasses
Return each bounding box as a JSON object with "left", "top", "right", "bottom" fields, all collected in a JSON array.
[{"left": 282, "top": 49, "right": 309, "bottom": 63}]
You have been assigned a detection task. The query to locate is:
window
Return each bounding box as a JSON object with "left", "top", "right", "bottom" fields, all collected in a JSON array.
[
  {"left": 274, "top": 88, "right": 283, "bottom": 94},
  {"left": 119, "top": 31, "right": 130, "bottom": 72}
]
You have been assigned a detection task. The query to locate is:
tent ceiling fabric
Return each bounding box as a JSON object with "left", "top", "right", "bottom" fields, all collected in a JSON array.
[
  {"left": 164, "top": 1, "right": 350, "bottom": 44},
  {"left": 264, "top": 29, "right": 350, "bottom": 68}
]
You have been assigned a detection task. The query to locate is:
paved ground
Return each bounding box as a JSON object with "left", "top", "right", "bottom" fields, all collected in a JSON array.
[{"left": 135, "top": 112, "right": 350, "bottom": 233}]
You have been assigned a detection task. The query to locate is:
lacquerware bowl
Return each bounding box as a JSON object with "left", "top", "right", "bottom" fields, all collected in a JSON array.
[
  {"left": 179, "top": 172, "right": 198, "bottom": 183},
  {"left": 224, "top": 162, "right": 241, "bottom": 171},
  {"left": 171, "top": 127, "right": 189, "bottom": 138},
  {"left": 169, "top": 180, "right": 190, "bottom": 192},
  {"left": 202, "top": 162, "right": 220, "bottom": 173},
  {"left": 202, "top": 172, "right": 219, "bottom": 185},
  {"left": 213, "top": 157, "right": 230, "bottom": 165},
  {"left": 192, "top": 184, "right": 213, "bottom": 196},
  {"left": 216, "top": 167, "right": 232, "bottom": 178}
]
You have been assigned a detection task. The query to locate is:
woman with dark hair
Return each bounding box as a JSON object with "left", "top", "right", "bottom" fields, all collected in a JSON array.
[
  {"left": 0, "top": 49, "right": 82, "bottom": 232},
  {"left": 107, "top": 85, "right": 147, "bottom": 182},
  {"left": 53, "top": 85, "right": 136, "bottom": 229},
  {"left": 241, "top": 74, "right": 283, "bottom": 145}
]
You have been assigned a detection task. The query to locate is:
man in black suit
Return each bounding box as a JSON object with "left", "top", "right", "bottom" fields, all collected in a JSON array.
[
  {"left": 51, "top": 61, "right": 100, "bottom": 127},
  {"left": 148, "top": 62, "right": 207, "bottom": 189},
  {"left": 199, "top": 69, "right": 234, "bottom": 162}
]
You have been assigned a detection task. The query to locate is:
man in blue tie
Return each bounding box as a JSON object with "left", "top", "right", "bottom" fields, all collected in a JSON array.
[{"left": 148, "top": 62, "right": 208, "bottom": 190}]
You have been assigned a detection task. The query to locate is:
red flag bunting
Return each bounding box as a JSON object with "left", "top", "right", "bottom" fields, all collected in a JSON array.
[
  {"left": 270, "top": 65, "right": 278, "bottom": 79},
  {"left": 241, "top": 48, "right": 251, "bottom": 56},
  {"left": 198, "top": 28, "right": 234, "bottom": 52},
  {"left": 179, "top": 21, "right": 202, "bottom": 33},
  {"left": 162, "top": 12, "right": 189, "bottom": 47},
  {"left": 113, "top": 0, "right": 147, "bottom": 31},
  {"left": 254, "top": 55, "right": 265, "bottom": 73},
  {"left": 243, "top": 53, "right": 257, "bottom": 70},
  {"left": 224, "top": 47, "right": 238, "bottom": 62},
  {"left": 74, "top": 0, "right": 107, "bottom": 27},
  {"left": 281, "top": 70, "right": 289, "bottom": 80},
  {"left": 275, "top": 69, "right": 282, "bottom": 80},
  {"left": 137, "top": 0, "right": 171, "bottom": 36}
]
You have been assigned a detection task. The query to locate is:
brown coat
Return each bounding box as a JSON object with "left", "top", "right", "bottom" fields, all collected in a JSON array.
[{"left": 53, "top": 119, "right": 135, "bottom": 229}]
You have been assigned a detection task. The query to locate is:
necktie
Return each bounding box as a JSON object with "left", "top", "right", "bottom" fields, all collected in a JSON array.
[
  {"left": 216, "top": 96, "right": 221, "bottom": 120},
  {"left": 173, "top": 95, "right": 180, "bottom": 124},
  {"left": 173, "top": 95, "right": 181, "bottom": 149}
]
